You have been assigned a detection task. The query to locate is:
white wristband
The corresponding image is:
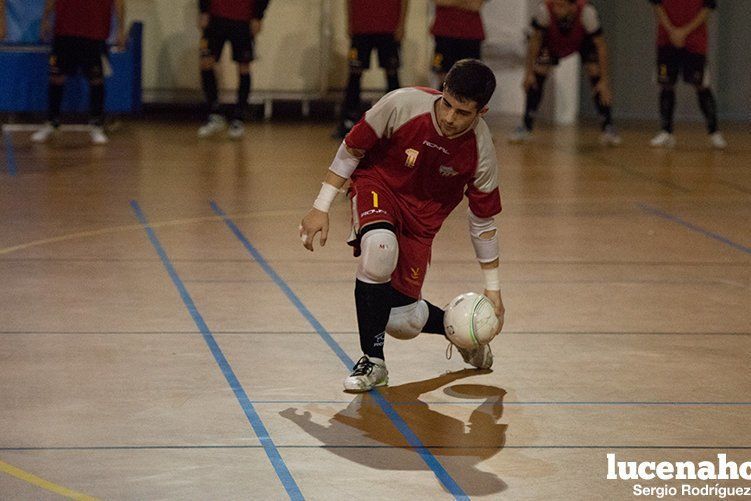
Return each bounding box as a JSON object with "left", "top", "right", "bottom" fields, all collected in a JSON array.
[
  {"left": 313, "top": 182, "right": 340, "bottom": 213},
  {"left": 483, "top": 267, "right": 501, "bottom": 291}
]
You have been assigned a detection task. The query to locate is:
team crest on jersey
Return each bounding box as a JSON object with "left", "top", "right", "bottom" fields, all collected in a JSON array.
[
  {"left": 405, "top": 149, "right": 419, "bottom": 168},
  {"left": 439, "top": 165, "right": 458, "bottom": 177},
  {"left": 410, "top": 267, "right": 421, "bottom": 281}
]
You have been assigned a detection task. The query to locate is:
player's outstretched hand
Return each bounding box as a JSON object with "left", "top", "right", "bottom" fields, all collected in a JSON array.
[
  {"left": 483, "top": 289, "right": 505, "bottom": 335},
  {"left": 299, "top": 208, "right": 329, "bottom": 252}
]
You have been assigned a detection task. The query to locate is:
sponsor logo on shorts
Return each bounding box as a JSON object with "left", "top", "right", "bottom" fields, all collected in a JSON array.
[
  {"left": 405, "top": 148, "right": 419, "bottom": 168},
  {"left": 360, "top": 208, "right": 387, "bottom": 218},
  {"left": 439, "top": 165, "right": 458, "bottom": 177},
  {"left": 410, "top": 267, "right": 421, "bottom": 281}
]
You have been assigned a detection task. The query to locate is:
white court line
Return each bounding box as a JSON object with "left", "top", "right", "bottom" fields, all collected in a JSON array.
[{"left": 2, "top": 124, "right": 96, "bottom": 133}]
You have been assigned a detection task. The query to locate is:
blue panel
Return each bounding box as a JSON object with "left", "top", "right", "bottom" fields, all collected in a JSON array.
[{"left": 0, "top": 22, "right": 142, "bottom": 113}]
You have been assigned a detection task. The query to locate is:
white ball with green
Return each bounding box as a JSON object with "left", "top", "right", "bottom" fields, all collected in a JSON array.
[{"left": 443, "top": 292, "right": 499, "bottom": 350}]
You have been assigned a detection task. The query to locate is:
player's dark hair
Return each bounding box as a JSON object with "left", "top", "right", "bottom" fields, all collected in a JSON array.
[{"left": 443, "top": 59, "right": 497, "bottom": 110}]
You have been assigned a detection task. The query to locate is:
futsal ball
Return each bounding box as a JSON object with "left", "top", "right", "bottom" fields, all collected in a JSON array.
[{"left": 443, "top": 292, "right": 499, "bottom": 350}]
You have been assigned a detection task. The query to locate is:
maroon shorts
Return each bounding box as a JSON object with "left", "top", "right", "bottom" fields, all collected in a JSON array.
[{"left": 349, "top": 179, "right": 432, "bottom": 299}]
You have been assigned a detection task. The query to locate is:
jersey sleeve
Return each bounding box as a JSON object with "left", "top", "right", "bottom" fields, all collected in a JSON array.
[
  {"left": 531, "top": 2, "right": 550, "bottom": 30},
  {"left": 344, "top": 89, "right": 401, "bottom": 151},
  {"left": 466, "top": 120, "right": 502, "bottom": 218},
  {"left": 581, "top": 5, "right": 602, "bottom": 35}
]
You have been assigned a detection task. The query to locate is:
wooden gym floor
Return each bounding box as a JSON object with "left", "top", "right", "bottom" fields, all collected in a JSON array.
[{"left": 1, "top": 117, "right": 749, "bottom": 499}]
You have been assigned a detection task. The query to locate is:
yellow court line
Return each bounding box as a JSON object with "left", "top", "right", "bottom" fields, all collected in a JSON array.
[
  {"left": 0, "top": 209, "right": 300, "bottom": 256},
  {"left": 0, "top": 459, "right": 100, "bottom": 500}
]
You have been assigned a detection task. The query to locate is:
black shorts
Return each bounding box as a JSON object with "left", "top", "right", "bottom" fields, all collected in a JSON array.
[
  {"left": 349, "top": 34, "right": 400, "bottom": 71},
  {"left": 536, "top": 35, "right": 599, "bottom": 67},
  {"left": 50, "top": 36, "right": 107, "bottom": 79},
  {"left": 657, "top": 46, "right": 706, "bottom": 86},
  {"left": 201, "top": 16, "right": 254, "bottom": 63},
  {"left": 432, "top": 36, "right": 482, "bottom": 74}
]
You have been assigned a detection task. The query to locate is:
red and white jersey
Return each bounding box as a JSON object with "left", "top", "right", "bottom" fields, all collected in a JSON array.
[
  {"left": 431, "top": 6, "right": 485, "bottom": 41},
  {"left": 349, "top": 0, "right": 403, "bottom": 35},
  {"left": 533, "top": 0, "right": 601, "bottom": 58},
  {"left": 651, "top": 0, "right": 715, "bottom": 55},
  {"left": 55, "top": 0, "right": 115, "bottom": 41},
  {"left": 345, "top": 87, "right": 501, "bottom": 241}
]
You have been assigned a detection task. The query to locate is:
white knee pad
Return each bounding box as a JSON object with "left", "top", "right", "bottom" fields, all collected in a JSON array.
[
  {"left": 356, "top": 228, "right": 398, "bottom": 284},
  {"left": 386, "top": 300, "right": 429, "bottom": 340}
]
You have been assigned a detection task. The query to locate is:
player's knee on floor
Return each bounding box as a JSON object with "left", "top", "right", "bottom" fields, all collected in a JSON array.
[
  {"left": 386, "top": 300, "right": 428, "bottom": 340},
  {"left": 356, "top": 225, "right": 398, "bottom": 284}
]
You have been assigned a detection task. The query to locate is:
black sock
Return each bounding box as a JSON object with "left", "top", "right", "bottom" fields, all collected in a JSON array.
[
  {"left": 422, "top": 301, "right": 446, "bottom": 335},
  {"left": 354, "top": 279, "right": 393, "bottom": 360},
  {"left": 659, "top": 87, "right": 675, "bottom": 133},
  {"left": 201, "top": 69, "right": 219, "bottom": 114},
  {"left": 49, "top": 83, "right": 64, "bottom": 125},
  {"left": 524, "top": 73, "right": 546, "bottom": 131},
  {"left": 589, "top": 75, "right": 612, "bottom": 129},
  {"left": 343, "top": 71, "right": 362, "bottom": 119},
  {"left": 386, "top": 71, "right": 400, "bottom": 92},
  {"left": 236, "top": 73, "right": 251, "bottom": 121},
  {"left": 697, "top": 87, "right": 718, "bottom": 134},
  {"left": 89, "top": 82, "right": 105, "bottom": 126}
]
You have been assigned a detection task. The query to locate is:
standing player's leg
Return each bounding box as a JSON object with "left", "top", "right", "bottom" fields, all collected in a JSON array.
[
  {"left": 650, "top": 46, "right": 679, "bottom": 148},
  {"left": 31, "top": 37, "right": 70, "bottom": 143},
  {"left": 378, "top": 34, "right": 401, "bottom": 92},
  {"left": 336, "top": 36, "right": 370, "bottom": 138},
  {"left": 198, "top": 19, "right": 226, "bottom": 138},
  {"left": 509, "top": 46, "right": 550, "bottom": 143},
  {"left": 228, "top": 21, "right": 254, "bottom": 139},
  {"left": 85, "top": 39, "right": 108, "bottom": 144},
  {"left": 582, "top": 46, "right": 620, "bottom": 146},
  {"left": 430, "top": 36, "right": 454, "bottom": 90},
  {"left": 684, "top": 51, "right": 726, "bottom": 149}
]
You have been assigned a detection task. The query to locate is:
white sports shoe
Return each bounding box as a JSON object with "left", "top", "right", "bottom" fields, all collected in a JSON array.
[
  {"left": 227, "top": 119, "right": 245, "bottom": 140},
  {"left": 90, "top": 126, "right": 109, "bottom": 145},
  {"left": 30, "top": 123, "right": 58, "bottom": 143},
  {"left": 343, "top": 355, "right": 388, "bottom": 392},
  {"left": 650, "top": 130, "right": 676, "bottom": 148},
  {"left": 709, "top": 131, "right": 727, "bottom": 150},
  {"left": 197, "top": 114, "right": 226, "bottom": 138},
  {"left": 447, "top": 341, "right": 494, "bottom": 370},
  {"left": 600, "top": 125, "right": 622, "bottom": 146},
  {"left": 508, "top": 125, "right": 532, "bottom": 144}
]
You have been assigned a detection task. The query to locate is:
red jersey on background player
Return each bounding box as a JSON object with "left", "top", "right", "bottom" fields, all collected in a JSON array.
[
  {"left": 31, "top": 0, "right": 125, "bottom": 145},
  {"left": 648, "top": 0, "right": 726, "bottom": 149},
  {"left": 335, "top": 0, "right": 408, "bottom": 138},
  {"left": 300, "top": 59, "right": 504, "bottom": 392},
  {"left": 430, "top": 0, "right": 486, "bottom": 88},
  {"left": 0, "top": 0, "right": 6, "bottom": 40},
  {"left": 509, "top": 0, "right": 620, "bottom": 146},
  {"left": 197, "top": 0, "right": 270, "bottom": 140}
]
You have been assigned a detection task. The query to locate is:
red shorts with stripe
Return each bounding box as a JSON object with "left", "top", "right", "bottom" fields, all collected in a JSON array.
[{"left": 348, "top": 179, "right": 431, "bottom": 299}]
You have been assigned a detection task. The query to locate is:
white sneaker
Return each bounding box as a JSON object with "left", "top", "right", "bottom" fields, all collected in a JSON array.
[
  {"left": 709, "top": 131, "right": 727, "bottom": 150},
  {"left": 227, "top": 119, "right": 245, "bottom": 140},
  {"left": 90, "top": 126, "right": 109, "bottom": 145},
  {"left": 30, "top": 123, "right": 58, "bottom": 143},
  {"left": 343, "top": 355, "right": 388, "bottom": 392},
  {"left": 447, "top": 341, "right": 494, "bottom": 369},
  {"left": 600, "top": 125, "right": 622, "bottom": 146},
  {"left": 508, "top": 125, "right": 532, "bottom": 144},
  {"left": 197, "top": 114, "right": 226, "bottom": 138},
  {"left": 650, "top": 130, "right": 676, "bottom": 148}
]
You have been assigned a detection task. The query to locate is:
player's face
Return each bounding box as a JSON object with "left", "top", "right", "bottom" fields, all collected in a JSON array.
[
  {"left": 550, "top": 0, "right": 576, "bottom": 19},
  {"left": 436, "top": 92, "right": 487, "bottom": 138}
]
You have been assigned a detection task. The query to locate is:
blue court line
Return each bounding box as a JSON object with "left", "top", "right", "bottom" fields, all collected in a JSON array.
[
  {"left": 3, "top": 129, "right": 17, "bottom": 176},
  {"left": 130, "top": 200, "right": 303, "bottom": 501},
  {"left": 210, "top": 200, "right": 469, "bottom": 501},
  {"left": 245, "top": 400, "right": 751, "bottom": 406},
  {"left": 3, "top": 445, "right": 751, "bottom": 451},
  {"left": 638, "top": 203, "right": 751, "bottom": 255}
]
